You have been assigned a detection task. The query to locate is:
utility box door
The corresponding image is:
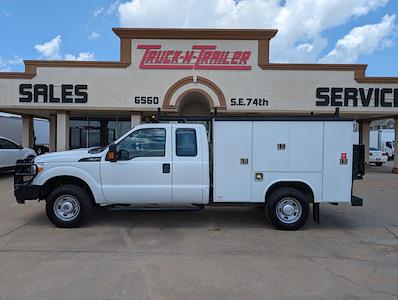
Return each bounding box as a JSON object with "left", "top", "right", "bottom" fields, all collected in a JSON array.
[
  {"left": 253, "top": 122, "right": 289, "bottom": 171},
  {"left": 322, "top": 122, "right": 353, "bottom": 203},
  {"left": 213, "top": 121, "right": 252, "bottom": 202}
]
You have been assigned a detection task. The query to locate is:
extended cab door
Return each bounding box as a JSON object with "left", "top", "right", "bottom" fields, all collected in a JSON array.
[
  {"left": 100, "top": 124, "right": 172, "bottom": 204},
  {"left": 171, "top": 125, "right": 204, "bottom": 204}
]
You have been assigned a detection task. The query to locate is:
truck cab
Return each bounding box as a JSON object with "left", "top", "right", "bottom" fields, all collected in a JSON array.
[{"left": 100, "top": 123, "right": 209, "bottom": 205}]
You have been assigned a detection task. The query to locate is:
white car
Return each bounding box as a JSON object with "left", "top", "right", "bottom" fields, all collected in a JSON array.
[
  {"left": 0, "top": 136, "right": 36, "bottom": 171},
  {"left": 369, "top": 147, "right": 388, "bottom": 166}
]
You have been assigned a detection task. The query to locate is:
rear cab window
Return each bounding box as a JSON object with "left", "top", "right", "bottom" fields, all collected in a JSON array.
[{"left": 176, "top": 128, "right": 197, "bottom": 157}]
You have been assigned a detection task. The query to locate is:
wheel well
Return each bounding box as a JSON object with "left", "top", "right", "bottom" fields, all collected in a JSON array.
[
  {"left": 265, "top": 181, "right": 314, "bottom": 203},
  {"left": 40, "top": 176, "right": 97, "bottom": 206}
]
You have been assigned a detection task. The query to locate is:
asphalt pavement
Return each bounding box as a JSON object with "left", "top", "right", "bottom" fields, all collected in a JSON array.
[{"left": 0, "top": 162, "right": 397, "bottom": 299}]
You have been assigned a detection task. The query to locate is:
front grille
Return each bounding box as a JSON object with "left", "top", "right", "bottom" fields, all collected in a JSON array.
[{"left": 14, "top": 158, "right": 36, "bottom": 187}]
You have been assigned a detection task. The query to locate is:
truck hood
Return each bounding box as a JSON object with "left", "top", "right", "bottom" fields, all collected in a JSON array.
[{"left": 34, "top": 148, "right": 102, "bottom": 163}]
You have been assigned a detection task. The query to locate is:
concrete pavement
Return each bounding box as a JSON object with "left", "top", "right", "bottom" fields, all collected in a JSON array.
[{"left": 0, "top": 163, "right": 397, "bottom": 299}]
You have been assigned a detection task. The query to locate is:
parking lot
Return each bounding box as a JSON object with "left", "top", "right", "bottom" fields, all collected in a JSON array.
[{"left": 0, "top": 163, "right": 397, "bottom": 300}]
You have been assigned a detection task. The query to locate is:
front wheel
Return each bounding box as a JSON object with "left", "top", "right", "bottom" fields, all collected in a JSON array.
[
  {"left": 266, "top": 187, "right": 309, "bottom": 230},
  {"left": 46, "top": 184, "right": 92, "bottom": 228}
]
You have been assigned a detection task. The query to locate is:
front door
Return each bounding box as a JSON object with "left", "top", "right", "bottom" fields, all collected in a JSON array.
[{"left": 100, "top": 125, "right": 172, "bottom": 204}]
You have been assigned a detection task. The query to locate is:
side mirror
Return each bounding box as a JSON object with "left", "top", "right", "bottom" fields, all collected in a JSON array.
[
  {"left": 18, "top": 145, "right": 24, "bottom": 149},
  {"left": 106, "top": 143, "right": 117, "bottom": 162}
]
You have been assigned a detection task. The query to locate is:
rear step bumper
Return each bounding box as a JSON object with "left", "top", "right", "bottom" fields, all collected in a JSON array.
[{"left": 351, "top": 196, "right": 363, "bottom": 206}]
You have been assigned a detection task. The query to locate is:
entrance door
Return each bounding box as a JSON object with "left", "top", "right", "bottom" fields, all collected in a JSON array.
[{"left": 100, "top": 125, "right": 172, "bottom": 204}]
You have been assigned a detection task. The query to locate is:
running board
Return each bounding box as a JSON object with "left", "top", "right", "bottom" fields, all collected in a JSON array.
[{"left": 109, "top": 205, "right": 203, "bottom": 212}]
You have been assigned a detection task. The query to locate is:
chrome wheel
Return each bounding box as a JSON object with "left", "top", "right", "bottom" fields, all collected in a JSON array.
[
  {"left": 276, "top": 197, "right": 302, "bottom": 224},
  {"left": 53, "top": 195, "right": 80, "bottom": 221}
]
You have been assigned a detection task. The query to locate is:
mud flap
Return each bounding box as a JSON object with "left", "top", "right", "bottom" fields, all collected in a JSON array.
[{"left": 313, "top": 203, "right": 320, "bottom": 224}]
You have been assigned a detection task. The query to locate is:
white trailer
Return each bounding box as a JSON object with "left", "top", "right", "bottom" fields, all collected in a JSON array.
[
  {"left": 14, "top": 116, "right": 364, "bottom": 230},
  {"left": 0, "top": 113, "right": 49, "bottom": 153}
]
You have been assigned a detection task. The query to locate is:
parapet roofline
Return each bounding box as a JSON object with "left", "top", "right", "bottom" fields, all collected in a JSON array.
[
  {"left": 112, "top": 28, "right": 279, "bottom": 40},
  {"left": 0, "top": 28, "right": 397, "bottom": 83}
]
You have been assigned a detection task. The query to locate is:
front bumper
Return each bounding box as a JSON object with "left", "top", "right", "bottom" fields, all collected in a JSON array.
[
  {"left": 14, "top": 158, "right": 41, "bottom": 204},
  {"left": 14, "top": 185, "right": 41, "bottom": 204}
]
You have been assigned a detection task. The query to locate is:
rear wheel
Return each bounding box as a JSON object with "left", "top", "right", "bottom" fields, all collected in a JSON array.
[
  {"left": 46, "top": 184, "right": 92, "bottom": 228},
  {"left": 266, "top": 187, "right": 309, "bottom": 230}
]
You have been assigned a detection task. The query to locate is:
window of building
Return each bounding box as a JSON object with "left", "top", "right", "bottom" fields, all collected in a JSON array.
[
  {"left": 116, "top": 128, "right": 166, "bottom": 160},
  {"left": 176, "top": 128, "right": 197, "bottom": 157}
]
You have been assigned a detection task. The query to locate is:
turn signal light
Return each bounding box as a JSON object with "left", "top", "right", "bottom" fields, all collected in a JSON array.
[{"left": 107, "top": 152, "right": 115, "bottom": 160}]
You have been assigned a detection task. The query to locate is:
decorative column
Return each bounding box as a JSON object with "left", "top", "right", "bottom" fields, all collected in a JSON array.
[
  {"left": 359, "top": 119, "right": 370, "bottom": 164},
  {"left": 56, "top": 112, "right": 69, "bottom": 151},
  {"left": 131, "top": 112, "right": 141, "bottom": 128},
  {"left": 49, "top": 114, "right": 57, "bottom": 152},
  {"left": 21, "top": 115, "right": 34, "bottom": 148}
]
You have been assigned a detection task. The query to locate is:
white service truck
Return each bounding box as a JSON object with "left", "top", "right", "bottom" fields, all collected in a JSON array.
[
  {"left": 370, "top": 129, "right": 395, "bottom": 160},
  {"left": 14, "top": 117, "right": 365, "bottom": 230}
]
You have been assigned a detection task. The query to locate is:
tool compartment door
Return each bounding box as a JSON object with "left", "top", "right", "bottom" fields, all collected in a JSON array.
[
  {"left": 322, "top": 121, "right": 353, "bottom": 203},
  {"left": 213, "top": 121, "right": 252, "bottom": 202}
]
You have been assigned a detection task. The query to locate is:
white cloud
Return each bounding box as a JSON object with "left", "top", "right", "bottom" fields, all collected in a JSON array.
[
  {"left": 64, "top": 52, "right": 95, "bottom": 61},
  {"left": 117, "top": 0, "right": 391, "bottom": 63},
  {"left": 93, "top": 7, "right": 104, "bottom": 18},
  {"left": 0, "top": 55, "right": 23, "bottom": 71},
  {"left": 33, "top": 35, "right": 95, "bottom": 61},
  {"left": 107, "top": 1, "right": 121, "bottom": 14},
  {"left": 296, "top": 43, "right": 314, "bottom": 53},
  {"left": 319, "top": 14, "right": 396, "bottom": 63},
  {"left": 88, "top": 31, "right": 101, "bottom": 40},
  {"left": 34, "top": 35, "right": 62, "bottom": 59}
]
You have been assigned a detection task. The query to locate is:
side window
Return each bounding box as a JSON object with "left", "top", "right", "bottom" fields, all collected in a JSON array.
[
  {"left": 116, "top": 128, "right": 166, "bottom": 160},
  {"left": 0, "top": 138, "right": 19, "bottom": 149},
  {"left": 386, "top": 142, "right": 392, "bottom": 149},
  {"left": 176, "top": 128, "right": 197, "bottom": 157}
]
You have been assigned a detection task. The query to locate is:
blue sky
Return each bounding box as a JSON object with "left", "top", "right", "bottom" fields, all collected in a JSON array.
[{"left": 0, "top": 0, "right": 397, "bottom": 76}]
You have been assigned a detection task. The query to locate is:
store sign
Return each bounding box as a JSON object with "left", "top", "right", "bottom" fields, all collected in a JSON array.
[
  {"left": 137, "top": 44, "right": 252, "bottom": 70},
  {"left": 316, "top": 87, "right": 398, "bottom": 107},
  {"left": 19, "top": 84, "right": 88, "bottom": 103}
]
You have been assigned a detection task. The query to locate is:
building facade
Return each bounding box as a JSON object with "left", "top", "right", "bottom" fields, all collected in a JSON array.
[{"left": 1, "top": 28, "right": 398, "bottom": 171}]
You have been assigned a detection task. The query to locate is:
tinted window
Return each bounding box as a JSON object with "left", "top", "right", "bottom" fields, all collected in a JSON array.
[
  {"left": 116, "top": 128, "right": 166, "bottom": 160},
  {"left": 0, "top": 138, "right": 19, "bottom": 149},
  {"left": 369, "top": 147, "right": 378, "bottom": 151},
  {"left": 176, "top": 128, "right": 197, "bottom": 157},
  {"left": 386, "top": 142, "right": 392, "bottom": 149}
]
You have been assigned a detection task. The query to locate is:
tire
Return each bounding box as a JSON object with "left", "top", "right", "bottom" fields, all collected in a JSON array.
[
  {"left": 265, "top": 187, "right": 309, "bottom": 230},
  {"left": 46, "top": 184, "right": 92, "bottom": 228},
  {"left": 375, "top": 162, "right": 383, "bottom": 166}
]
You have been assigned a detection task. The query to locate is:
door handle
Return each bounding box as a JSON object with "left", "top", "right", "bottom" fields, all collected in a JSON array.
[{"left": 162, "top": 163, "right": 171, "bottom": 173}]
